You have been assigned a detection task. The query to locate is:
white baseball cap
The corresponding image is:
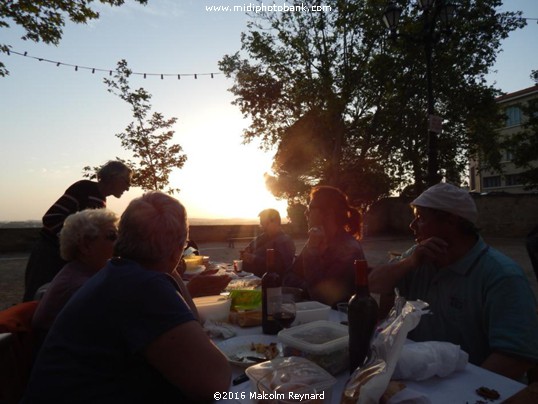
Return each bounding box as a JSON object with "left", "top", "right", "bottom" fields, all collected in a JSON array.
[{"left": 411, "top": 183, "right": 478, "bottom": 224}]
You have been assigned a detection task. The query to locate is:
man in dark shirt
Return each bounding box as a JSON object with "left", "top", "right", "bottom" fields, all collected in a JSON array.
[{"left": 242, "top": 209, "right": 296, "bottom": 277}]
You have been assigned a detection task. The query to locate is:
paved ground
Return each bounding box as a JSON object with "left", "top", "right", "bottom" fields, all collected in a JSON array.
[{"left": 1, "top": 236, "right": 536, "bottom": 311}]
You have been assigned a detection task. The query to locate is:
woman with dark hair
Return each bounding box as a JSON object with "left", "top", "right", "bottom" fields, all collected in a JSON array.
[
  {"left": 23, "top": 160, "right": 132, "bottom": 301},
  {"left": 283, "top": 185, "right": 365, "bottom": 307}
]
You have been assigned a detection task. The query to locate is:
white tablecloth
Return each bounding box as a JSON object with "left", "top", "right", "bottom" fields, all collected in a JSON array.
[{"left": 214, "top": 310, "right": 526, "bottom": 403}]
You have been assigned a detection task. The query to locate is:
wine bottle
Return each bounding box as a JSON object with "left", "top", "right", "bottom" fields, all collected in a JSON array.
[
  {"left": 348, "top": 259, "right": 378, "bottom": 373},
  {"left": 261, "top": 248, "right": 282, "bottom": 335}
]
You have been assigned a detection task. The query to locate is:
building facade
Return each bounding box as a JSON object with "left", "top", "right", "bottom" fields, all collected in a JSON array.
[{"left": 469, "top": 84, "right": 538, "bottom": 193}]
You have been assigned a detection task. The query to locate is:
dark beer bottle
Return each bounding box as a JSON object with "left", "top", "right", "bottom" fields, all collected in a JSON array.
[
  {"left": 261, "top": 248, "right": 282, "bottom": 335},
  {"left": 348, "top": 259, "right": 378, "bottom": 372}
]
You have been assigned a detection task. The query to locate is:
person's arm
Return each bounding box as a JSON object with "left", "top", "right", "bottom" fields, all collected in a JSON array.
[
  {"left": 144, "top": 320, "right": 231, "bottom": 402},
  {"left": 170, "top": 268, "right": 200, "bottom": 321},
  {"left": 274, "top": 235, "right": 296, "bottom": 274},
  {"left": 186, "top": 274, "right": 231, "bottom": 298},
  {"left": 369, "top": 237, "right": 448, "bottom": 295},
  {"left": 481, "top": 352, "right": 534, "bottom": 380}
]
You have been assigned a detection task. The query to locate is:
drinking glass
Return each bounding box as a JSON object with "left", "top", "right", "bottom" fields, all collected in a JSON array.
[{"left": 273, "top": 294, "right": 296, "bottom": 329}]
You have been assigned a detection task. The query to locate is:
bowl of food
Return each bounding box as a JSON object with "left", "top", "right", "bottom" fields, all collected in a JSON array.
[{"left": 183, "top": 255, "right": 204, "bottom": 270}]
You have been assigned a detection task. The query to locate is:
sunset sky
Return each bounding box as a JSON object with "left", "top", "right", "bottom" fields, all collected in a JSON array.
[{"left": 1, "top": 0, "right": 537, "bottom": 222}]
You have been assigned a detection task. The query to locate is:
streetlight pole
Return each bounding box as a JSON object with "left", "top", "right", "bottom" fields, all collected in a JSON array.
[{"left": 382, "top": 0, "right": 456, "bottom": 188}]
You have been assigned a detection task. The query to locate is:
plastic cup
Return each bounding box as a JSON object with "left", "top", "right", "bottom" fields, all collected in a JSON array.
[{"left": 233, "top": 259, "right": 243, "bottom": 273}]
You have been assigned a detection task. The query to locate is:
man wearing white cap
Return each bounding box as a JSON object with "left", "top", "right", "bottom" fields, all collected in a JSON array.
[{"left": 369, "top": 183, "right": 538, "bottom": 380}]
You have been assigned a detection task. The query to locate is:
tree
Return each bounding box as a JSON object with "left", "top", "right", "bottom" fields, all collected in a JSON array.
[
  {"left": 219, "top": 0, "right": 524, "bottom": 203},
  {"left": 84, "top": 60, "right": 187, "bottom": 194},
  {"left": 0, "top": 0, "right": 148, "bottom": 77}
]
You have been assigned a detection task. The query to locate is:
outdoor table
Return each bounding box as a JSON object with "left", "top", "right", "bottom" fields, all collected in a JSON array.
[{"left": 213, "top": 310, "right": 526, "bottom": 404}]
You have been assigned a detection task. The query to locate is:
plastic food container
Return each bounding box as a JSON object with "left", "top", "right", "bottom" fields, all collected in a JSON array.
[
  {"left": 245, "top": 356, "right": 337, "bottom": 403},
  {"left": 183, "top": 255, "right": 204, "bottom": 270},
  {"left": 278, "top": 320, "right": 349, "bottom": 375},
  {"left": 229, "top": 289, "right": 262, "bottom": 311},
  {"left": 293, "top": 301, "right": 331, "bottom": 325},
  {"left": 193, "top": 295, "right": 231, "bottom": 322}
]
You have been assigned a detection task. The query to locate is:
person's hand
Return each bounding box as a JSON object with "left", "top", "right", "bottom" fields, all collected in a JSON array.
[
  {"left": 187, "top": 275, "right": 232, "bottom": 298},
  {"left": 409, "top": 237, "right": 449, "bottom": 267}
]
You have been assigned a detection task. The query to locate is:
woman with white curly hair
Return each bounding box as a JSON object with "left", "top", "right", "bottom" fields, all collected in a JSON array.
[{"left": 32, "top": 208, "right": 118, "bottom": 332}]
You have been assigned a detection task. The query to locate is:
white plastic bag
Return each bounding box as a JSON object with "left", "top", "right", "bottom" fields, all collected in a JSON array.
[
  {"left": 341, "top": 300, "right": 429, "bottom": 404},
  {"left": 392, "top": 341, "right": 468, "bottom": 381}
]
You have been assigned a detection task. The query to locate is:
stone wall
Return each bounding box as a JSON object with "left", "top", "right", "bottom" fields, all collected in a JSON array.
[
  {"left": 0, "top": 223, "right": 303, "bottom": 254},
  {"left": 364, "top": 193, "right": 538, "bottom": 237}
]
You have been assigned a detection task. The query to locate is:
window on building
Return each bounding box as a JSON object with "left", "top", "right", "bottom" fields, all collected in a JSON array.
[
  {"left": 483, "top": 176, "right": 501, "bottom": 188},
  {"left": 502, "top": 149, "right": 514, "bottom": 162},
  {"left": 505, "top": 174, "right": 522, "bottom": 186},
  {"left": 505, "top": 106, "right": 522, "bottom": 127}
]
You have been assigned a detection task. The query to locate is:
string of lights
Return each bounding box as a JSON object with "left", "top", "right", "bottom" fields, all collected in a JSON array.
[
  {"left": 499, "top": 16, "right": 538, "bottom": 23},
  {"left": 3, "top": 14, "right": 536, "bottom": 78},
  {"left": 5, "top": 49, "right": 221, "bottom": 79}
]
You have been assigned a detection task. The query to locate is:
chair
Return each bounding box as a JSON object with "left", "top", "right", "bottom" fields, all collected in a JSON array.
[{"left": 0, "top": 301, "right": 39, "bottom": 403}]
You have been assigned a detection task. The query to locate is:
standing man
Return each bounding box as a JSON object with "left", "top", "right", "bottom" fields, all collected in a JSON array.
[
  {"left": 369, "top": 183, "right": 538, "bottom": 380},
  {"left": 23, "top": 160, "right": 132, "bottom": 301},
  {"left": 242, "top": 208, "right": 296, "bottom": 277}
]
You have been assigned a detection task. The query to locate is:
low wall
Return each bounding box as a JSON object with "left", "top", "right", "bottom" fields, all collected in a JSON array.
[
  {"left": 364, "top": 193, "right": 538, "bottom": 237},
  {"left": 0, "top": 223, "right": 303, "bottom": 254}
]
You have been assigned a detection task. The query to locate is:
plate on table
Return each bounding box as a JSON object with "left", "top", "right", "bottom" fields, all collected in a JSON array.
[
  {"left": 234, "top": 271, "right": 253, "bottom": 278},
  {"left": 216, "top": 334, "right": 282, "bottom": 367}
]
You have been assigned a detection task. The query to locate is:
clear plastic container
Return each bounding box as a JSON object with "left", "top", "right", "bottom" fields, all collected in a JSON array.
[
  {"left": 245, "top": 356, "right": 337, "bottom": 403},
  {"left": 294, "top": 301, "right": 331, "bottom": 325},
  {"left": 192, "top": 295, "right": 231, "bottom": 322},
  {"left": 278, "top": 320, "right": 349, "bottom": 375}
]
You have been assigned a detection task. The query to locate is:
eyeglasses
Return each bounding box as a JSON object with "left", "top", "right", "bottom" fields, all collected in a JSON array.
[{"left": 104, "top": 231, "right": 118, "bottom": 241}]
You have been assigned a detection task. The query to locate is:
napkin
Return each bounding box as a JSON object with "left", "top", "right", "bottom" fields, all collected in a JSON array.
[
  {"left": 392, "top": 341, "right": 468, "bottom": 381},
  {"left": 203, "top": 320, "right": 236, "bottom": 339}
]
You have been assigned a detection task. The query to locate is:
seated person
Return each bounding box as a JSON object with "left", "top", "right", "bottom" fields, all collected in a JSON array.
[
  {"left": 283, "top": 186, "right": 365, "bottom": 307},
  {"left": 369, "top": 183, "right": 538, "bottom": 380},
  {"left": 242, "top": 208, "right": 296, "bottom": 277},
  {"left": 32, "top": 208, "right": 119, "bottom": 332},
  {"left": 240, "top": 209, "right": 295, "bottom": 277},
  {"left": 22, "top": 192, "right": 231, "bottom": 403}
]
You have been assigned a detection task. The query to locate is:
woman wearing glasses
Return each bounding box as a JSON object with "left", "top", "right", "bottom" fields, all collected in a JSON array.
[
  {"left": 32, "top": 208, "right": 119, "bottom": 332},
  {"left": 283, "top": 185, "right": 365, "bottom": 307},
  {"left": 23, "top": 160, "right": 132, "bottom": 301}
]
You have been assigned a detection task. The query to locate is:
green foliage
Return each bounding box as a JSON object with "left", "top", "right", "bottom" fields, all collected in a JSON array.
[
  {"left": 286, "top": 203, "right": 308, "bottom": 234},
  {"left": 0, "top": 0, "right": 148, "bottom": 76},
  {"left": 219, "top": 0, "right": 524, "bottom": 204},
  {"left": 501, "top": 96, "right": 538, "bottom": 189},
  {"left": 97, "top": 59, "right": 187, "bottom": 194}
]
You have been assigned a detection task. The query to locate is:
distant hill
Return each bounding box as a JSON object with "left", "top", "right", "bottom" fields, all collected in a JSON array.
[
  {"left": 0, "top": 218, "right": 259, "bottom": 228},
  {"left": 0, "top": 220, "right": 41, "bottom": 228}
]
